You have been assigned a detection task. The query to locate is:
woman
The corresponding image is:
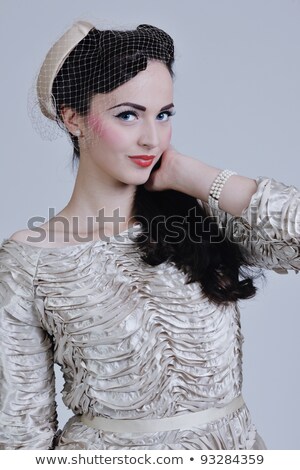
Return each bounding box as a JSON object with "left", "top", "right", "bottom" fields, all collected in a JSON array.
[{"left": 0, "top": 20, "right": 299, "bottom": 450}]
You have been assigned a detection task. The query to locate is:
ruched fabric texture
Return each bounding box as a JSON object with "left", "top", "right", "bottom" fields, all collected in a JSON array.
[
  {"left": 0, "top": 177, "right": 299, "bottom": 449},
  {"left": 0, "top": 246, "right": 57, "bottom": 449}
]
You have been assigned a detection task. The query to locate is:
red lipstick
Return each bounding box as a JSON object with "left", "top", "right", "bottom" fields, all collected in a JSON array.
[{"left": 129, "top": 155, "right": 155, "bottom": 167}]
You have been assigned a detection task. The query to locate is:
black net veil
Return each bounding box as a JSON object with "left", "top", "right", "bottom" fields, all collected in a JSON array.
[{"left": 28, "top": 20, "right": 175, "bottom": 152}]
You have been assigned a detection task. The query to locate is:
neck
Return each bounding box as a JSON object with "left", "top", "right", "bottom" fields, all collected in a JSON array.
[{"left": 57, "top": 159, "right": 137, "bottom": 237}]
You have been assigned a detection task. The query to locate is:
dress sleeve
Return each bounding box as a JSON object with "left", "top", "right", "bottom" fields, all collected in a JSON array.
[
  {"left": 0, "top": 241, "right": 58, "bottom": 449},
  {"left": 208, "top": 177, "right": 300, "bottom": 273}
]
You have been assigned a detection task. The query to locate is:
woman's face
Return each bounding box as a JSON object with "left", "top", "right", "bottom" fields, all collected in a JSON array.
[{"left": 80, "top": 60, "right": 174, "bottom": 186}]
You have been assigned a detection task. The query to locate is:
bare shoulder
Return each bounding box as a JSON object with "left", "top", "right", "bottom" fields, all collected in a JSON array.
[
  {"left": 8, "top": 226, "right": 89, "bottom": 248},
  {"left": 9, "top": 229, "right": 32, "bottom": 243},
  {"left": 8, "top": 228, "right": 63, "bottom": 248},
  {"left": 9, "top": 229, "right": 45, "bottom": 246}
]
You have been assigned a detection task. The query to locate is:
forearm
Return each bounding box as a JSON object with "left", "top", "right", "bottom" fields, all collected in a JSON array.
[{"left": 172, "top": 155, "right": 258, "bottom": 216}]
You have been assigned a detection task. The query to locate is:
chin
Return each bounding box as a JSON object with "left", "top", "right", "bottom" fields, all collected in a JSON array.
[{"left": 122, "top": 173, "right": 152, "bottom": 186}]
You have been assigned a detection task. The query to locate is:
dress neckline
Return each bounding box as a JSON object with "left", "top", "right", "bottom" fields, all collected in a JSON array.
[{"left": 1, "top": 223, "right": 143, "bottom": 253}]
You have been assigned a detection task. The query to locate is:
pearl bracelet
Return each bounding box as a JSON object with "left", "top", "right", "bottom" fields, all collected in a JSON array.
[{"left": 208, "top": 169, "right": 237, "bottom": 210}]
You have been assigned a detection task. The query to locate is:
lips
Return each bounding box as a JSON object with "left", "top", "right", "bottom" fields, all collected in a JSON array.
[
  {"left": 129, "top": 155, "right": 156, "bottom": 168},
  {"left": 129, "top": 155, "right": 156, "bottom": 160}
]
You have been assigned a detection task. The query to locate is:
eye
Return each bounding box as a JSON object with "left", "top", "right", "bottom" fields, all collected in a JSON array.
[
  {"left": 115, "top": 111, "right": 138, "bottom": 122},
  {"left": 156, "top": 110, "right": 176, "bottom": 121}
]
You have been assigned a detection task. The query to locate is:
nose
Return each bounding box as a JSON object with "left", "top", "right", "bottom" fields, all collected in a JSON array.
[{"left": 138, "top": 119, "right": 160, "bottom": 149}]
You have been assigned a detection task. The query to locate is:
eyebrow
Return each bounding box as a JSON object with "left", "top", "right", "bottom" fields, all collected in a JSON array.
[{"left": 108, "top": 102, "right": 175, "bottom": 112}]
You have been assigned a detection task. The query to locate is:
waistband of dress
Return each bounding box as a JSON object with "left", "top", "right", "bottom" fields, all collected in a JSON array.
[{"left": 80, "top": 395, "right": 245, "bottom": 433}]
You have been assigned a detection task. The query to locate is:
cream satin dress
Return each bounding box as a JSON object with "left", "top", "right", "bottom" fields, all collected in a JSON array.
[{"left": 0, "top": 177, "right": 299, "bottom": 449}]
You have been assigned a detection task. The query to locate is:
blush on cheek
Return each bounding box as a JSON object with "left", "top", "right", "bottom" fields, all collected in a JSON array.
[
  {"left": 87, "top": 114, "right": 121, "bottom": 145},
  {"left": 87, "top": 114, "right": 104, "bottom": 136}
]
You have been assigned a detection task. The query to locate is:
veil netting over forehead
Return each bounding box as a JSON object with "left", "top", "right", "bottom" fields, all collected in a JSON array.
[{"left": 28, "top": 20, "right": 175, "bottom": 143}]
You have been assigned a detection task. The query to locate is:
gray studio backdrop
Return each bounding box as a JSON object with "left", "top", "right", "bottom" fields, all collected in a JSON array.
[{"left": 0, "top": 0, "right": 299, "bottom": 449}]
